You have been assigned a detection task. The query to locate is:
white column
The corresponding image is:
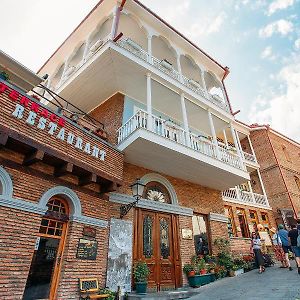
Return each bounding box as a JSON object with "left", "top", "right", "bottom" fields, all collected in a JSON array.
[
  {"left": 223, "top": 129, "right": 228, "bottom": 147},
  {"left": 208, "top": 110, "right": 220, "bottom": 159},
  {"left": 180, "top": 93, "right": 190, "bottom": 147},
  {"left": 82, "top": 34, "right": 92, "bottom": 64},
  {"left": 146, "top": 73, "right": 152, "bottom": 130},
  {"left": 247, "top": 181, "right": 256, "bottom": 203},
  {"left": 257, "top": 169, "right": 269, "bottom": 205},
  {"left": 176, "top": 53, "right": 183, "bottom": 83},
  {"left": 200, "top": 68, "right": 209, "bottom": 98},
  {"left": 247, "top": 135, "right": 257, "bottom": 162},
  {"left": 235, "top": 130, "right": 245, "bottom": 159},
  {"left": 110, "top": 6, "right": 119, "bottom": 39},
  {"left": 230, "top": 124, "right": 245, "bottom": 170},
  {"left": 58, "top": 56, "right": 71, "bottom": 87},
  {"left": 147, "top": 34, "right": 153, "bottom": 64}
]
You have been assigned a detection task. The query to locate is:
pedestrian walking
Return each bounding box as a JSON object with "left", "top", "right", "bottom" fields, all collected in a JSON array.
[
  {"left": 288, "top": 224, "right": 300, "bottom": 270},
  {"left": 270, "top": 227, "right": 286, "bottom": 267},
  {"left": 293, "top": 220, "right": 300, "bottom": 274},
  {"left": 251, "top": 232, "right": 265, "bottom": 274},
  {"left": 277, "top": 224, "right": 292, "bottom": 271}
]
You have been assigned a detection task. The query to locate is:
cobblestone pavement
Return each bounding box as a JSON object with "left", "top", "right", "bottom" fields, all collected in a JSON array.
[{"left": 189, "top": 262, "right": 300, "bottom": 300}]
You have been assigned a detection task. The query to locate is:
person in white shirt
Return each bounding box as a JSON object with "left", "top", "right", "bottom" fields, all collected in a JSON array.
[{"left": 270, "top": 227, "right": 286, "bottom": 268}]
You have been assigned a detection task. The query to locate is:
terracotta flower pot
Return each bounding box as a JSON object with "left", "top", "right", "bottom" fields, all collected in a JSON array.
[
  {"left": 188, "top": 270, "right": 196, "bottom": 277},
  {"left": 200, "top": 269, "right": 207, "bottom": 275}
]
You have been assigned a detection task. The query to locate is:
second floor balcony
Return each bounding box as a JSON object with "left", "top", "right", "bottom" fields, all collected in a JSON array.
[{"left": 117, "top": 109, "right": 250, "bottom": 190}]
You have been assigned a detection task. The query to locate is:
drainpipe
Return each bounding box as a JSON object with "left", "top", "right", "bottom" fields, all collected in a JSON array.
[
  {"left": 111, "top": 0, "right": 127, "bottom": 39},
  {"left": 221, "top": 67, "right": 233, "bottom": 115},
  {"left": 264, "top": 127, "right": 297, "bottom": 218}
]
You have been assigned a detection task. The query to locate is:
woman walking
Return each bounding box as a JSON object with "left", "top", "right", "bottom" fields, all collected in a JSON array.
[
  {"left": 270, "top": 227, "right": 286, "bottom": 268},
  {"left": 251, "top": 232, "right": 265, "bottom": 274}
]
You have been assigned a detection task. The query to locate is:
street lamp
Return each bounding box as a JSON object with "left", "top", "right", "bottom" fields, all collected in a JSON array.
[{"left": 120, "top": 178, "right": 145, "bottom": 219}]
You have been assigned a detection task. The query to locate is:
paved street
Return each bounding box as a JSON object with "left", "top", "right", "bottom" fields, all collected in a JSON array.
[{"left": 190, "top": 262, "right": 300, "bottom": 300}]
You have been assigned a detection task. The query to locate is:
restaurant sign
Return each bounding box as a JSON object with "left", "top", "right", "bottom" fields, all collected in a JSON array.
[{"left": 0, "top": 82, "right": 106, "bottom": 161}]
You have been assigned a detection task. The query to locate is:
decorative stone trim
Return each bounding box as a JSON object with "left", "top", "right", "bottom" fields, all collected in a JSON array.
[
  {"left": 0, "top": 195, "right": 47, "bottom": 215},
  {"left": 38, "top": 186, "right": 82, "bottom": 217},
  {"left": 209, "top": 212, "right": 228, "bottom": 223},
  {"left": 0, "top": 166, "right": 13, "bottom": 198},
  {"left": 110, "top": 193, "right": 193, "bottom": 216},
  {"left": 140, "top": 173, "right": 179, "bottom": 205},
  {"left": 72, "top": 215, "right": 108, "bottom": 228}
]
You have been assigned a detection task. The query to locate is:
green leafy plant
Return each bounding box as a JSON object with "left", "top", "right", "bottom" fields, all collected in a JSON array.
[
  {"left": 98, "top": 288, "right": 116, "bottom": 300},
  {"left": 134, "top": 261, "right": 150, "bottom": 283},
  {"left": 183, "top": 264, "right": 195, "bottom": 275}
]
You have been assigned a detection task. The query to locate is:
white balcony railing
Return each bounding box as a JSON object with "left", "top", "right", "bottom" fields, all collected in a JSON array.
[
  {"left": 243, "top": 151, "right": 257, "bottom": 164},
  {"left": 222, "top": 188, "right": 269, "bottom": 207},
  {"left": 115, "top": 37, "right": 230, "bottom": 113},
  {"left": 117, "top": 110, "right": 242, "bottom": 170}
]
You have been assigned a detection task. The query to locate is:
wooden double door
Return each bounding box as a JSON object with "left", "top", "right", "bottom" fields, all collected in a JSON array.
[{"left": 134, "top": 209, "right": 182, "bottom": 291}]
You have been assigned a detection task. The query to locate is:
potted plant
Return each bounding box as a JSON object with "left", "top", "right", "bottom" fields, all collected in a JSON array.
[
  {"left": 183, "top": 264, "right": 195, "bottom": 277},
  {"left": 0, "top": 70, "right": 9, "bottom": 81},
  {"left": 134, "top": 261, "right": 150, "bottom": 294}
]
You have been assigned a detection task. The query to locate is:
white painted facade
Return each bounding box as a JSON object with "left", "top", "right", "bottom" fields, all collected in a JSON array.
[{"left": 38, "top": 0, "right": 269, "bottom": 208}]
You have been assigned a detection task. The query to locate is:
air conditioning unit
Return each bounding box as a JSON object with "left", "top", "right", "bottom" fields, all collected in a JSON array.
[{"left": 160, "top": 59, "right": 173, "bottom": 71}]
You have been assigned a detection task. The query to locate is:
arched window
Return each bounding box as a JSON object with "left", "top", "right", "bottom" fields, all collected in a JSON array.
[
  {"left": 39, "top": 198, "right": 69, "bottom": 237},
  {"left": 143, "top": 181, "right": 171, "bottom": 204},
  {"left": 282, "top": 145, "right": 291, "bottom": 162}
]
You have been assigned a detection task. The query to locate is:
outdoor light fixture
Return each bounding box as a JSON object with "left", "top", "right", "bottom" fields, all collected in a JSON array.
[{"left": 120, "top": 178, "right": 145, "bottom": 219}]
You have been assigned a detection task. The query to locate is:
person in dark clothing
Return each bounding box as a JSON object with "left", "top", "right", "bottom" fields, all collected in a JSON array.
[
  {"left": 288, "top": 224, "right": 300, "bottom": 268},
  {"left": 278, "top": 224, "right": 292, "bottom": 271}
]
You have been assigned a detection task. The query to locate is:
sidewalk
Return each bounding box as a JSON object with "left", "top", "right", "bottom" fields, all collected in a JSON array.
[{"left": 189, "top": 262, "right": 300, "bottom": 300}]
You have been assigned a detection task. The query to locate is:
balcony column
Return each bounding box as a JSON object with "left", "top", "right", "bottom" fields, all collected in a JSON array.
[
  {"left": 147, "top": 34, "right": 153, "bottom": 64},
  {"left": 257, "top": 169, "right": 269, "bottom": 206},
  {"left": 208, "top": 110, "right": 220, "bottom": 159},
  {"left": 230, "top": 124, "right": 245, "bottom": 170},
  {"left": 235, "top": 130, "right": 245, "bottom": 159},
  {"left": 223, "top": 129, "right": 229, "bottom": 147},
  {"left": 247, "top": 181, "right": 256, "bottom": 203},
  {"left": 176, "top": 52, "right": 183, "bottom": 83},
  {"left": 146, "top": 73, "right": 152, "bottom": 130},
  {"left": 180, "top": 93, "right": 190, "bottom": 147},
  {"left": 82, "top": 34, "right": 92, "bottom": 64},
  {"left": 58, "top": 56, "right": 71, "bottom": 87},
  {"left": 247, "top": 135, "right": 257, "bottom": 162},
  {"left": 200, "top": 68, "right": 209, "bottom": 98}
]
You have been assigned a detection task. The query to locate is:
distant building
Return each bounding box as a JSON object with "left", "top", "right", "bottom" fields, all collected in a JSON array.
[{"left": 249, "top": 124, "right": 300, "bottom": 227}]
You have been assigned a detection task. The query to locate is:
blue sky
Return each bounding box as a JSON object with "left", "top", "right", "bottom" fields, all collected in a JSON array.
[{"left": 1, "top": 0, "right": 300, "bottom": 140}]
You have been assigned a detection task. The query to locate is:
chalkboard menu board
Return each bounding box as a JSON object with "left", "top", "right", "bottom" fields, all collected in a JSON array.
[{"left": 76, "top": 238, "right": 98, "bottom": 260}]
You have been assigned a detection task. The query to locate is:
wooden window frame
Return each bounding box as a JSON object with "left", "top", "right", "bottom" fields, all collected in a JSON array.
[
  {"left": 224, "top": 206, "right": 237, "bottom": 238},
  {"left": 192, "top": 214, "right": 211, "bottom": 255},
  {"left": 236, "top": 207, "right": 250, "bottom": 238},
  {"left": 261, "top": 212, "right": 270, "bottom": 230}
]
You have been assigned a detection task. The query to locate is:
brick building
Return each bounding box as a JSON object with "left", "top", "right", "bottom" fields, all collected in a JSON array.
[
  {"left": 0, "top": 1, "right": 276, "bottom": 299},
  {"left": 248, "top": 124, "right": 300, "bottom": 227}
]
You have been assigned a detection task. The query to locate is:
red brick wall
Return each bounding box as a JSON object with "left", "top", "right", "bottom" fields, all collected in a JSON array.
[
  {"left": 89, "top": 93, "right": 125, "bottom": 145},
  {"left": 250, "top": 129, "right": 300, "bottom": 217},
  {"left": 0, "top": 82, "right": 124, "bottom": 183},
  {"left": 0, "top": 206, "right": 42, "bottom": 300}
]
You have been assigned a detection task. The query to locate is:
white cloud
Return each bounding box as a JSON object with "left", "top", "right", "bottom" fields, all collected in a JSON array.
[
  {"left": 249, "top": 57, "right": 300, "bottom": 141},
  {"left": 259, "top": 19, "right": 294, "bottom": 37},
  {"left": 207, "top": 12, "right": 227, "bottom": 34},
  {"left": 260, "top": 46, "right": 277, "bottom": 60},
  {"left": 295, "top": 38, "right": 300, "bottom": 49},
  {"left": 267, "top": 0, "right": 294, "bottom": 16}
]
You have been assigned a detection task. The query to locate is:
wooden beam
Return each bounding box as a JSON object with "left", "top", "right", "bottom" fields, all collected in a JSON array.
[
  {"left": 100, "top": 181, "right": 118, "bottom": 194},
  {"left": 54, "top": 162, "right": 73, "bottom": 177},
  {"left": 0, "top": 132, "right": 8, "bottom": 148},
  {"left": 23, "top": 149, "right": 44, "bottom": 166},
  {"left": 79, "top": 173, "right": 97, "bottom": 186}
]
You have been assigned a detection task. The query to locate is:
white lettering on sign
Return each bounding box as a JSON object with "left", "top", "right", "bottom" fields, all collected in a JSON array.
[{"left": 11, "top": 104, "right": 106, "bottom": 162}]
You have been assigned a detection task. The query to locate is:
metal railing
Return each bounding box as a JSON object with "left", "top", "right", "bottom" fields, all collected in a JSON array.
[
  {"left": 31, "top": 84, "right": 105, "bottom": 134},
  {"left": 243, "top": 151, "right": 257, "bottom": 164},
  {"left": 114, "top": 36, "right": 230, "bottom": 112},
  {"left": 117, "top": 110, "right": 243, "bottom": 170},
  {"left": 222, "top": 188, "right": 269, "bottom": 207}
]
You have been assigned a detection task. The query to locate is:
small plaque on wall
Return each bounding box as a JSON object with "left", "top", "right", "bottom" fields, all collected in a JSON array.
[
  {"left": 76, "top": 238, "right": 98, "bottom": 260},
  {"left": 182, "top": 229, "right": 193, "bottom": 240}
]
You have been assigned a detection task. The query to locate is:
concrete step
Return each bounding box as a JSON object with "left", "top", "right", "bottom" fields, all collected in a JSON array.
[{"left": 127, "top": 288, "right": 199, "bottom": 300}]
